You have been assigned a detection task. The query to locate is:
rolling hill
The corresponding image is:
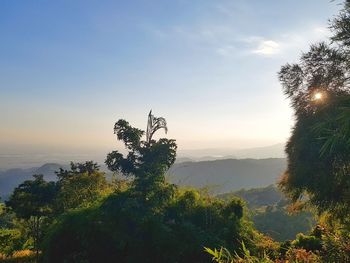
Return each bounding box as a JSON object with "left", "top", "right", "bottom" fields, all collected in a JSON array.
[
  {"left": 167, "top": 158, "right": 286, "bottom": 194},
  {"left": 0, "top": 163, "right": 68, "bottom": 200},
  {"left": 1, "top": 158, "right": 287, "bottom": 199}
]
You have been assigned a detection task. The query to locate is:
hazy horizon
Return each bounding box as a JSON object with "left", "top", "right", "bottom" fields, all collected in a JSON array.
[{"left": 0, "top": 142, "right": 286, "bottom": 170}]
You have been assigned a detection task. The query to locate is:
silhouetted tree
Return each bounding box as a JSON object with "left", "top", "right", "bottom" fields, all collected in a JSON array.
[
  {"left": 278, "top": 1, "right": 350, "bottom": 219},
  {"left": 6, "top": 175, "right": 57, "bottom": 261},
  {"left": 105, "top": 111, "right": 177, "bottom": 194}
]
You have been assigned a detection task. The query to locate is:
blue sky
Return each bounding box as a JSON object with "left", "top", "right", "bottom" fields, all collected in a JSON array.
[{"left": 0, "top": 0, "right": 342, "bottom": 155}]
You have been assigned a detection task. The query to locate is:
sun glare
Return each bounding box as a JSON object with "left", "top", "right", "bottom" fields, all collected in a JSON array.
[{"left": 314, "top": 92, "right": 323, "bottom": 100}]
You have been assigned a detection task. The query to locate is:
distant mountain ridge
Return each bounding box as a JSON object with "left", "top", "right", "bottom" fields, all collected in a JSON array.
[
  {"left": 167, "top": 158, "right": 286, "bottom": 194},
  {"left": 1, "top": 157, "right": 287, "bottom": 200},
  {"left": 176, "top": 143, "right": 285, "bottom": 162},
  {"left": 0, "top": 163, "right": 69, "bottom": 200}
]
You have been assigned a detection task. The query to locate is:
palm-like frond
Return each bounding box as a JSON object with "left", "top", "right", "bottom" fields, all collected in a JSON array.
[{"left": 146, "top": 110, "right": 168, "bottom": 143}]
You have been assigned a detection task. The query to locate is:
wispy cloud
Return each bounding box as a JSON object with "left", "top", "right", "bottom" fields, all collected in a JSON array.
[
  {"left": 241, "top": 36, "right": 281, "bottom": 56},
  {"left": 252, "top": 40, "right": 280, "bottom": 55},
  {"left": 146, "top": 19, "right": 331, "bottom": 59},
  {"left": 219, "top": 25, "right": 330, "bottom": 58}
]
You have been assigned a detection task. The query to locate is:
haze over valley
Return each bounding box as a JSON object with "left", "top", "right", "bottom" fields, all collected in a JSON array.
[{"left": 1, "top": 1, "right": 349, "bottom": 262}]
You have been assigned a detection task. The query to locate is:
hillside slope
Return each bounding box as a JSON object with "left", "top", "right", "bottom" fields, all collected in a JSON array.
[
  {"left": 0, "top": 163, "right": 68, "bottom": 199},
  {"left": 167, "top": 158, "right": 286, "bottom": 194}
]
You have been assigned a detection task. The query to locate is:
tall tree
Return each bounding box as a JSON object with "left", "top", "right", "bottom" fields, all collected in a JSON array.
[
  {"left": 105, "top": 111, "right": 177, "bottom": 194},
  {"left": 278, "top": 1, "right": 350, "bottom": 219},
  {"left": 6, "top": 175, "right": 57, "bottom": 261}
]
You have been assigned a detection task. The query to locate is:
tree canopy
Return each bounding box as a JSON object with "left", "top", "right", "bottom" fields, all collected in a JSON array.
[
  {"left": 55, "top": 161, "right": 111, "bottom": 212},
  {"left": 278, "top": 2, "right": 350, "bottom": 219},
  {"left": 105, "top": 112, "right": 177, "bottom": 193}
]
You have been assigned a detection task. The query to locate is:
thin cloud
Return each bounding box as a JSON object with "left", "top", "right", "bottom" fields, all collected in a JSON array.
[
  {"left": 147, "top": 21, "right": 331, "bottom": 59},
  {"left": 243, "top": 25, "right": 330, "bottom": 58},
  {"left": 252, "top": 40, "right": 280, "bottom": 55}
]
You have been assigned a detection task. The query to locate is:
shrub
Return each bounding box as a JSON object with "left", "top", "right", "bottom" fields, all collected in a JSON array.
[
  {"left": 43, "top": 187, "right": 260, "bottom": 263},
  {"left": 0, "top": 250, "right": 36, "bottom": 263},
  {"left": 292, "top": 233, "right": 322, "bottom": 252}
]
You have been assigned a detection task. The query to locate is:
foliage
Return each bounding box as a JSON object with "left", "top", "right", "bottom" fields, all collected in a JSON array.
[
  {"left": 312, "top": 214, "right": 350, "bottom": 262},
  {"left": 5, "top": 174, "right": 57, "bottom": 259},
  {"left": 0, "top": 203, "right": 15, "bottom": 229},
  {"left": 285, "top": 248, "right": 321, "bottom": 263},
  {"left": 225, "top": 185, "right": 283, "bottom": 209},
  {"left": 42, "top": 185, "right": 260, "bottom": 263},
  {"left": 278, "top": 0, "right": 350, "bottom": 220},
  {"left": 292, "top": 233, "right": 322, "bottom": 252},
  {"left": 205, "top": 247, "right": 235, "bottom": 263},
  {"left": 0, "top": 229, "right": 22, "bottom": 256},
  {"left": 0, "top": 203, "right": 37, "bottom": 256},
  {"left": 105, "top": 117, "right": 177, "bottom": 192},
  {"left": 205, "top": 4, "right": 350, "bottom": 261},
  {"left": 205, "top": 242, "right": 274, "bottom": 263},
  {"left": 3, "top": 161, "right": 112, "bottom": 260},
  {"left": 219, "top": 186, "right": 315, "bottom": 242},
  {"left": 253, "top": 205, "right": 314, "bottom": 242},
  {"left": 55, "top": 161, "right": 111, "bottom": 212},
  {"left": 0, "top": 250, "right": 36, "bottom": 263},
  {"left": 274, "top": 2, "right": 350, "bottom": 261},
  {"left": 42, "top": 115, "right": 264, "bottom": 263},
  {"left": 6, "top": 175, "right": 57, "bottom": 220}
]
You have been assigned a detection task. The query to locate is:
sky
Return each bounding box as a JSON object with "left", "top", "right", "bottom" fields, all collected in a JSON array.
[{"left": 0, "top": 0, "right": 343, "bottom": 157}]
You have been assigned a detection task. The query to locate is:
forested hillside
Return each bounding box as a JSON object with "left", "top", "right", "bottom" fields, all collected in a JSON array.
[
  {"left": 2, "top": 1, "right": 350, "bottom": 262},
  {"left": 220, "top": 185, "right": 315, "bottom": 241},
  {"left": 168, "top": 159, "right": 285, "bottom": 194}
]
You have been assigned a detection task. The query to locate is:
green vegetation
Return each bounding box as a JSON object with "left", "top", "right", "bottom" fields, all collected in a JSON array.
[
  {"left": 168, "top": 158, "right": 286, "bottom": 195},
  {"left": 227, "top": 185, "right": 283, "bottom": 208},
  {"left": 42, "top": 114, "right": 267, "bottom": 263},
  {"left": 219, "top": 186, "right": 315, "bottom": 242},
  {"left": 205, "top": 243, "right": 277, "bottom": 263},
  {"left": 55, "top": 161, "right": 111, "bottom": 212},
  {"left": 278, "top": 2, "right": 350, "bottom": 220},
  {"left": 6, "top": 174, "right": 57, "bottom": 260},
  {"left": 2, "top": 2, "right": 350, "bottom": 262},
  {"left": 252, "top": 205, "right": 314, "bottom": 242},
  {"left": 0, "top": 113, "right": 272, "bottom": 262},
  {"left": 207, "top": 1, "right": 350, "bottom": 261},
  {"left": 1, "top": 162, "right": 113, "bottom": 262}
]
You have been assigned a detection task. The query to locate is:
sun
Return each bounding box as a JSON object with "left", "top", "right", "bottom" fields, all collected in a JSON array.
[{"left": 313, "top": 92, "right": 323, "bottom": 101}]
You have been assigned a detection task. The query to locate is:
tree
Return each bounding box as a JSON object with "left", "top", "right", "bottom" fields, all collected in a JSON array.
[
  {"left": 6, "top": 175, "right": 57, "bottom": 261},
  {"left": 55, "top": 161, "right": 111, "bottom": 212},
  {"left": 0, "top": 203, "right": 23, "bottom": 256},
  {"left": 278, "top": 1, "right": 350, "bottom": 219},
  {"left": 105, "top": 111, "right": 177, "bottom": 194}
]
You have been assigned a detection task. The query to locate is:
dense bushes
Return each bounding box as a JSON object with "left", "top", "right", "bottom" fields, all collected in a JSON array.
[
  {"left": 0, "top": 229, "right": 22, "bottom": 256},
  {"left": 0, "top": 250, "right": 36, "bottom": 263},
  {"left": 253, "top": 205, "right": 314, "bottom": 241},
  {"left": 43, "top": 186, "right": 261, "bottom": 263}
]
